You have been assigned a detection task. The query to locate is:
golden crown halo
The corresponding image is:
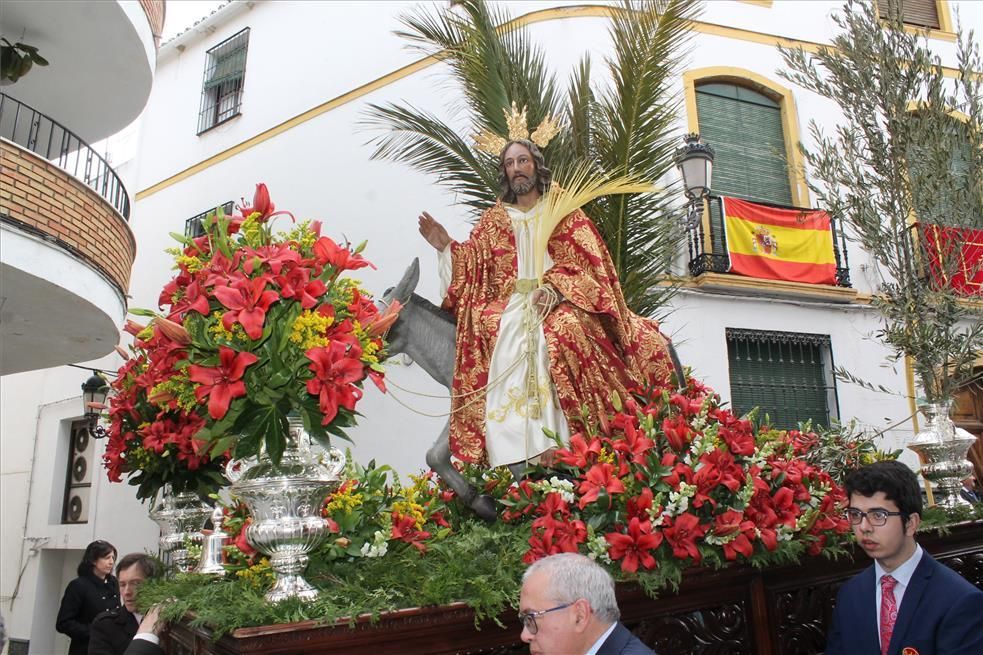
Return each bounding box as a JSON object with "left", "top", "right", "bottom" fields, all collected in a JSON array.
[{"left": 473, "top": 102, "right": 562, "bottom": 155}]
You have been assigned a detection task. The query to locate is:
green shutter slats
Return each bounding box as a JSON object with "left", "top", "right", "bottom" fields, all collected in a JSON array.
[
  {"left": 696, "top": 85, "right": 793, "bottom": 207},
  {"left": 878, "top": 0, "right": 941, "bottom": 29}
]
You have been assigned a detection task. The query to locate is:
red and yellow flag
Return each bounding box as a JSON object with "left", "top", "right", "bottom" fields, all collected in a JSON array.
[
  {"left": 920, "top": 223, "right": 983, "bottom": 296},
  {"left": 723, "top": 196, "right": 837, "bottom": 285}
]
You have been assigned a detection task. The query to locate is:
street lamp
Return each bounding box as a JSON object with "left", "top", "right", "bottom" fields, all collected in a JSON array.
[
  {"left": 674, "top": 133, "right": 715, "bottom": 229},
  {"left": 81, "top": 372, "right": 110, "bottom": 439}
]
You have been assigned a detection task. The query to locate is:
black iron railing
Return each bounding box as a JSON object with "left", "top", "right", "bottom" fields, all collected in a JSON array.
[
  {"left": 687, "top": 194, "right": 851, "bottom": 287},
  {"left": 0, "top": 93, "right": 130, "bottom": 219}
]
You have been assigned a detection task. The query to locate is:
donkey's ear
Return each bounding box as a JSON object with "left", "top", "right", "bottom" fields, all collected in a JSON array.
[{"left": 392, "top": 258, "right": 420, "bottom": 303}]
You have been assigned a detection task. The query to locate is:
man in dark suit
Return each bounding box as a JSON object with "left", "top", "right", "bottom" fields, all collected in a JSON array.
[
  {"left": 519, "top": 553, "right": 655, "bottom": 655},
  {"left": 89, "top": 554, "right": 159, "bottom": 655},
  {"left": 826, "top": 460, "right": 983, "bottom": 655}
]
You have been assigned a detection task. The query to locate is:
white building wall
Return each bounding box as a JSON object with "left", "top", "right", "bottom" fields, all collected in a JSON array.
[{"left": 3, "top": 1, "right": 980, "bottom": 651}]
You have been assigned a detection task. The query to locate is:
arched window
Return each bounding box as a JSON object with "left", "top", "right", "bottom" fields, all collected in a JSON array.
[{"left": 694, "top": 82, "right": 792, "bottom": 206}]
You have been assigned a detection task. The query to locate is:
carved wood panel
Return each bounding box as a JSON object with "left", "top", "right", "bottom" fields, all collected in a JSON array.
[{"left": 633, "top": 604, "right": 752, "bottom": 654}]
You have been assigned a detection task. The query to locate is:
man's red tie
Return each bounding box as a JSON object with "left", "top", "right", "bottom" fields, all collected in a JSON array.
[{"left": 880, "top": 575, "right": 899, "bottom": 655}]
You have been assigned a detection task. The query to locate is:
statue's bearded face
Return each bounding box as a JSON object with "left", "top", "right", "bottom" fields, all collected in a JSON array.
[{"left": 503, "top": 143, "right": 538, "bottom": 196}]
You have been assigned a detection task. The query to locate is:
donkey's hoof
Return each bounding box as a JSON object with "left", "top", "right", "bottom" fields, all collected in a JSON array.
[{"left": 470, "top": 494, "right": 498, "bottom": 522}]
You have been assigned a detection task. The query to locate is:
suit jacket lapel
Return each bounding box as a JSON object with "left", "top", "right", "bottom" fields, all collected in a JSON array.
[
  {"left": 888, "top": 554, "right": 933, "bottom": 654},
  {"left": 853, "top": 566, "right": 881, "bottom": 653}
]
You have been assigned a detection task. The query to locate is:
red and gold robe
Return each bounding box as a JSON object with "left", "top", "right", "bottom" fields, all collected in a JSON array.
[{"left": 443, "top": 202, "right": 674, "bottom": 464}]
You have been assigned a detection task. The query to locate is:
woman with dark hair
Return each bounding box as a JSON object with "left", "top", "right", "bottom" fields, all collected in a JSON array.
[{"left": 55, "top": 540, "right": 120, "bottom": 655}]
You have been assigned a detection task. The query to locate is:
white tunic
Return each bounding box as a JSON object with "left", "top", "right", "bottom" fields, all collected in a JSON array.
[{"left": 439, "top": 204, "right": 570, "bottom": 467}]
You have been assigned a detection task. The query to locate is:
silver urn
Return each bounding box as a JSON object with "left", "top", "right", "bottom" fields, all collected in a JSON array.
[
  {"left": 225, "top": 415, "right": 346, "bottom": 603},
  {"left": 149, "top": 486, "right": 212, "bottom": 574},
  {"left": 908, "top": 401, "right": 976, "bottom": 509}
]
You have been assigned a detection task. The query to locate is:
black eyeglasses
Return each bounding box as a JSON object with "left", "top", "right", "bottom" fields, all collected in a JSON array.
[
  {"left": 845, "top": 508, "right": 905, "bottom": 526},
  {"left": 518, "top": 602, "right": 572, "bottom": 634}
]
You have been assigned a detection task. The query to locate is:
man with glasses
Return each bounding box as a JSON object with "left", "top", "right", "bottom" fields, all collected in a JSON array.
[
  {"left": 519, "top": 553, "right": 655, "bottom": 655},
  {"left": 825, "top": 460, "right": 983, "bottom": 655}
]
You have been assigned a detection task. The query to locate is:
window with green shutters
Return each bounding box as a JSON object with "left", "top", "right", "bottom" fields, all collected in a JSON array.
[
  {"left": 696, "top": 82, "right": 794, "bottom": 254},
  {"left": 726, "top": 328, "right": 838, "bottom": 429},
  {"left": 877, "top": 0, "right": 941, "bottom": 30},
  {"left": 198, "top": 28, "right": 250, "bottom": 134}
]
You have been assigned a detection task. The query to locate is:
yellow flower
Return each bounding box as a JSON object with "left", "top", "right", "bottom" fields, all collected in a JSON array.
[
  {"left": 325, "top": 487, "right": 363, "bottom": 515},
  {"left": 175, "top": 255, "right": 204, "bottom": 273},
  {"left": 290, "top": 310, "right": 333, "bottom": 349},
  {"left": 285, "top": 221, "right": 318, "bottom": 250},
  {"left": 208, "top": 312, "right": 247, "bottom": 343}
]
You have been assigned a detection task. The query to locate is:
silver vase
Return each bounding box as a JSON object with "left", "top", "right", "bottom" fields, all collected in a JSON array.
[
  {"left": 225, "top": 415, "right": 346, "bottom": 603},
  {"left": 149, "top": 486, "right": 212, "bottom": 573},
  {"left": 908, "top": 401, "right": 976, "bottom": 509}
]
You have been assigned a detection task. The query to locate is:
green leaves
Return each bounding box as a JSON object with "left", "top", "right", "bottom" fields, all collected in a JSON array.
[
  {"left": 1, "top": 38, "right": 49, "bottom": 84},
  {"left": 778, "top": 0, "right": 983, "bottom": 403}
]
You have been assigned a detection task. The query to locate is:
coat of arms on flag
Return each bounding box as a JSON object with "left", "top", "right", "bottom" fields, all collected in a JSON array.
[{"left": 722, "top": 196, "right": 837, "bottom": 285}]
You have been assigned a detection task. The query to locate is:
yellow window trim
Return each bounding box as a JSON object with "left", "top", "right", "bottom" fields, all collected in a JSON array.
[{"left": 135, "top": 4, "right": 972, "bottom": 202}]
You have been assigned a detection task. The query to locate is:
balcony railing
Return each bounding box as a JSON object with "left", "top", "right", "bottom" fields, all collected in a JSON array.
[
  {"left": 687, "top": 194, "right": 851, "bottom": 287},
  {"left": 0, "top": 93, "right": 130, "bottom": 219}
]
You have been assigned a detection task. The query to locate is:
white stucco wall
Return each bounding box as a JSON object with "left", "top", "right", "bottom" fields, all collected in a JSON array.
[{"left": 3, "top": 1, "right": 980, "bottom": 650}]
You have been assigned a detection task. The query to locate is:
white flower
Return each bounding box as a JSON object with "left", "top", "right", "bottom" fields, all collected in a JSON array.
[
  {"left": 532, "top": 476, "right": 576, "bottom": 504},
  {"left": 359, "top": 530, "right": 389, "bottom": 558}
]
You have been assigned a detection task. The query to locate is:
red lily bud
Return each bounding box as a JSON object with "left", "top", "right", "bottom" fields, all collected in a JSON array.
[
  {"left": 366, "top": 300, "right": 402, "bottom": 337},
  {"left": 154, "top": 317, "right": 191, "bottom": 345},
  {"left": 124, "top": 320, "right": 146, "bottom": 336}
]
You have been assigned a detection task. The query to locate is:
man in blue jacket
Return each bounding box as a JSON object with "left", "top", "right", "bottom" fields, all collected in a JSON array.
[{"left": 826, "top": 460, "right": 983, "bottom": 655}]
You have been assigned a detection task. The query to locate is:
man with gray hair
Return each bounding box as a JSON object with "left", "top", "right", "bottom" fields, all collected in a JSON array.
[{"left": 519, "top": 553, "right": 656, "bottom": 655}]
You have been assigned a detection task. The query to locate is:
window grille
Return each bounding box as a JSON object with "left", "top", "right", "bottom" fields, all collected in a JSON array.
[
  {"left": 726, "top": 328, "right": 839, "bottom": 429},
  {"left": 185, "top": 201, "right": 234, "bottom": 238},
  {"left": 197, "top": 28, "right": 250, "bottom": 134}
]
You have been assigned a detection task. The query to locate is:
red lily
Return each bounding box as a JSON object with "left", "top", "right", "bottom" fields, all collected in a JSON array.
[
  {"left": 605, "top": 517, "right": 662, "bottom": 573},
  {"left": 188, "top": 346, "right": 258, "bottom": 419},
  {"left": 662, "top": 415, "right": 693, "bottom": 452},
  {"left": 313, "top": 236, "right": 374, "bottom": 271},
  {"left": 662, "top": 513, "right": 707, "bottom": 563},
  {"left": 240, "top": 183, "right": 276, "bottom": 222},
  {"left": 611, "top": 421, "right": 654, "bottom": 461},
  {"left": 243, "top": 244, "right": 301, "bottom": 276},
  {"left": 274, "top": 266, "right": 326, "bottom": 310},
  {"left": 713, "top": 509, "right": 756, "bottom": 561},
  {"left": 305, "top": 342, "right": 364, "bottom": 424},
  {"left": 391, "top": 512, "right": 431, "bottom": 554},
  {"left": 213, "top": 276, "right": 280, "bottom": 339},
  {"left": 555, "top": 433, "right": 602, "bottom": 468},
  {"left": 577, "top": 462, "right": 625, "bottom": 509}
]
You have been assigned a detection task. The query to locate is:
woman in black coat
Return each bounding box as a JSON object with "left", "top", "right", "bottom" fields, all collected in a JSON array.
[{"left": 55, "top": 540, "right": 120, "bottom": 655}]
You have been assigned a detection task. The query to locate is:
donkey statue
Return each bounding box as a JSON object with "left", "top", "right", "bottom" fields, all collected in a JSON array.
[{"left": 380, "top": 258, "right": 686, "bottom": 522}]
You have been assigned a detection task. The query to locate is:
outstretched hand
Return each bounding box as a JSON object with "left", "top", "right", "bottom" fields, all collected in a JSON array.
[
  {"left": 418, "top": 211, "right": 452, "bottom": 252},
  {"left": 138, "top": 604, "right": 164, "bottom": 636}
]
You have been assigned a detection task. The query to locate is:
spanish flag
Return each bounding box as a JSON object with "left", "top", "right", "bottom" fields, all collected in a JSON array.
[{"left": 723, "top": 196, "right": 837, "bottom": 285}]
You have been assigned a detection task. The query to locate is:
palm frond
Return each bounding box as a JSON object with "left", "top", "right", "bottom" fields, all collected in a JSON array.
[
  {"left": 589, "top": 0, "right": 701, "bottom": 317},
  {"left": 535, "top": 164, "right": 659, "bottom": 282},
  {"left": 362, "top": 103, "right": 497, "bottom": 211}
]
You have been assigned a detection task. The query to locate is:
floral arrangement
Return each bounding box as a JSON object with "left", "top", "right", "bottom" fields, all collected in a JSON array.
[
  {"left": 104, "top": 184, "right": 397, "bottom": 499},
  {"left": 498, "top": 380, "right": 854, "bottom": 583},
  {"left": 218, "top": 460, "right": 455, "bottom": 579}
]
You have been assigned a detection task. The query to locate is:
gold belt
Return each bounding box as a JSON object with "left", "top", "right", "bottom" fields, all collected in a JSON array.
[{"left": 514, "top": 278, "right": 538, "bottom": 294}]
